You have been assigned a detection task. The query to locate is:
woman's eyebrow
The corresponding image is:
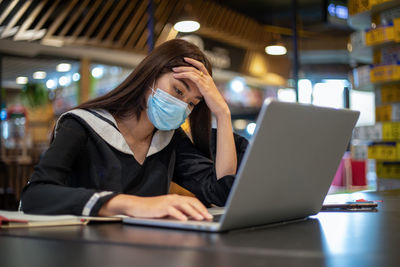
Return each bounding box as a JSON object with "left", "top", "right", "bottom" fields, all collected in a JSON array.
[
  {"left": 178, "top": 79, "right": 190, "bottom": 91},
  {"left": 177, "top": 79, "right": 203, "bottom": 100}
]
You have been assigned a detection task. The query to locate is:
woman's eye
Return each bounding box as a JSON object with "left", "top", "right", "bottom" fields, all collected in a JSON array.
[
  {"left": 174, "top": 87, "right": 183, "bottom": 96},
  {"left": 188, "top": 102, "right": 195, "bottom": 107}
]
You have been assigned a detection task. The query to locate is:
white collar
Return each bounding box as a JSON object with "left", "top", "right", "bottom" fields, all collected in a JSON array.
[{"left": 55, "top": 109, "right": 175, "bottom": 157}]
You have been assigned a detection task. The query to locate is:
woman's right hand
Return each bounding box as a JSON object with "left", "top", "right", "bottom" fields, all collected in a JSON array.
[{"left": 98, "top": 194, "right": 213, "bottom": 221}]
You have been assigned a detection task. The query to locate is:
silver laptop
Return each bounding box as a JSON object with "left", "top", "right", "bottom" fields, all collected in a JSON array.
[{"left": 123, "top": 99, "right": 360, "bottom": 232}]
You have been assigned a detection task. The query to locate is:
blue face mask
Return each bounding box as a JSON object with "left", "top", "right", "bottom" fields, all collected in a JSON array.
[{"left": 147, "top": 88, "right": 191, "bottom": 130}]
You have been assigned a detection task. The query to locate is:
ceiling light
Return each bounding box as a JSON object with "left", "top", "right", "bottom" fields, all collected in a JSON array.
[
  {"left": 230, "top": 78, "right": 245, "bottom": 93},
  {"left": 174, "top": 20, "right": 200, "bottom": 33},
  {"left": 16, "top": 76, "right": 28, "bottom": 85},
  {"left": 72, "top": 73, "right": 80, "bottom": 82},
  {"left": 56, "top": 63, "right": 71, "bottom": 72},
  {"left": 265, "top": 44, "right": 287, "bottom": 56},
  {"left": 58, "top": 76, "right": 71, "bottom": 87},
  {"left": 46, "top": 79, "right": 57, "bottom": 90},
  {"left": 91, "top": 66, "right": 104, "bottom": 79},
  {"left": 33, "top": 71, "right": 46, "bottom": 79}
]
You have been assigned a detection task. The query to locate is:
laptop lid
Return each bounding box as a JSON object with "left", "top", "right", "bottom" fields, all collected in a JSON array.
[{"left": 218, "top": 99, "right": 360, "bottom": 231}]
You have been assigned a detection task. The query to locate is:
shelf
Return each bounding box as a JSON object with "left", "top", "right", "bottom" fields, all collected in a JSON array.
[
  {"left": 368, "top": 141, "right": 400, "bottom": 161},
  {"left": 353, "top": 122, "right": 400, "bottom": 141},
  {"left": 376, "top": 103, "right": 400, "bottom": 122},
  {"left": 352, "top": 84, "right": 375, "bottom": 92},
  {"left": 370, "top": 0, "right": 400, "bottom": 16},
  {"left": 348, "top": 10, "right": 372, "bottom": 30},
  {"left": 376, "top": 161, "right": 400, "bottom": 179},
  {"left": 350, "top": 65, "right": 374, "bottom": 90},
  {"left": 349, "top": 0, "right": 400, "bottom": 178},
  {"left": 348, "top": 0, "right": 400, "bottom": 30},
  {"left": 376, "top": 84, "right": 400, "bottom": 104},
  {"left": 377, "top": 177, "right": 400, "bottom": 190},
  {"left": 349, "top": 46, "right": 373, "bottom": 64},
  {"left": 370, "top": 64, "right": 400, "bottom": 84},
  {"left": 365, "top": 18, "right": 400, "bottom": 47}
]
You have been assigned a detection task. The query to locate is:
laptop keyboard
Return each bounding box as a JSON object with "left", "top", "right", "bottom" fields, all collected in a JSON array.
[
  {"left": 186, "top": 207, "right": 224, "bottom": 222},
  {"left": 212, "top": 214, "right": 223, "bottom": 222},
  {"left": 187, "top": 214, "right": 223, "bottom": 222}
]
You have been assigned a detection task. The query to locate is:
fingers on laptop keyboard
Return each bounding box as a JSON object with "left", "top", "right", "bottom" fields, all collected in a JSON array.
[{"left": 166, "top": 195, "right": 213, "bottom": 221}]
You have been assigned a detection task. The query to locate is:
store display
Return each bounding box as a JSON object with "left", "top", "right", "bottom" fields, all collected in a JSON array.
[
  {"left": 377, "top": 83, "right": 400, "bottom": 104},
  {"left": 370, "top": 63, "right": 400, "bottom": 83},
  {"left": 331, "top": 152, "right": 367, "bottom": 190},
  {"left": 380, "top": 45, "right": 400, "bottom": 64},
  {"left": 376, "top": 161, "right": 400, "bottom": 178},
  {"left": 349, "top": 0, "right": 400, "bottom": 185},
  {"left": 375, "top": 103, "right": 400, "bottom": 121},
  {"left": 380, "top": 5, "right": 400, "bottom": 24},
  {"left": 368, "top": 141, "right": 400, "bottom": 160},
  {"left": 351, "top": 140, "right": 369, "bottom": 159},
  {"left": 351, "top": 65, "right": 371, "bottom": 89},
  {"left": 353, "top": 123, "right": 383, "bottom": 140},
  {"left": 365, "top": 18, "right": 400, "bottom": 46}
]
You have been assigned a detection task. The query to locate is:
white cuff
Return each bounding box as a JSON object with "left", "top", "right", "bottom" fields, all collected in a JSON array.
[{"left": 82, "top": 191, "right": 113, "bottom": 216}]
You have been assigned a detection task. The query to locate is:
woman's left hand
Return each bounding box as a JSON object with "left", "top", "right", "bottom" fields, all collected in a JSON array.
[{"left": 172, "top": 57, "right": 230, "bottom": 118}]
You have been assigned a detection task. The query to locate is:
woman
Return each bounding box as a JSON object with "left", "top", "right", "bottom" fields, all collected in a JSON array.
[{"left": 20, "top": 39, "right": 240, "bottom": 221}]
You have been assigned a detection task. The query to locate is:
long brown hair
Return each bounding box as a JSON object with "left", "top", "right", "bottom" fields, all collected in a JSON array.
[{"left": 75, "top": 39, "right": 212, "bottom": 157}]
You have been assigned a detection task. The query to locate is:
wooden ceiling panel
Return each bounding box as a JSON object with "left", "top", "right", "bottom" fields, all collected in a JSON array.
[
  {"left": 33, "top": 0, "right": 59, "bottom": 32},
  {"left": 14, "top": 0, "right": 47, "bottom": 41},
  {"left": 125, "top": 9, "right": 148, "bottom": 50},
  {"left": 116, "top": 0, "right": 147, "bottom": 49},
  {"left": 43, "top": 0, "right": 79, "bottom": 39},
  {"left": 95, "top": 0, "right": 126, "bottom": 42},
  {"left": 58, "top": 0, "right": 90, "bottom": 37},
  {"left": 0, "top": 0, "right": 285, "bottom": 53},
  {"left": 105, "top": 0, "right": 138, "bottom": 44},
  {"left": 82, "top": 1, "right": 114, "bottom": 41},
  {"left": 0, "top": 0, "right": 19, "bottom": 25},
  {"left": 69, "top": 0, "right": 101, "bottom": 41}
]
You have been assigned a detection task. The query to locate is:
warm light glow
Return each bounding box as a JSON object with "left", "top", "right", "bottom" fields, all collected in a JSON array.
[
  {"left": 33, "top": 71, "right": 46, "bottom": 79},
  {"left": 56, "top": 63, "right": 71, "bottom": 72},
  {"left": 16, "top": 76, "right": 28, "bottom": 84},
  {"left": 265, "top": 45, "right": 287, "bottom": 55},
  {"left": 173, "top": 20, "right": 200, "bottom": 33},
  {"left": 347, "top": 42, "right": 352, "bottom": 52},
  {"left": 233, "top": 119, "right": 248, "bottom": 130},
  {"left": 248, "top": 52, "right": 268, "bottom": 77}
]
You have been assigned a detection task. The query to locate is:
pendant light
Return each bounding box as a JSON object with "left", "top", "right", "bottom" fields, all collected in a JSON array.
[
  {"left": 265, "top": 34, "right": 287, "bottom": 56},
  {"left": 265, "top": 41, "right": 287, "bottom": 56},
  {"left": 173, "top": 1, "right": 200, "bottom": 33},
  {"left": 174, "top": 20, "right": 200, "bottom": 33}
]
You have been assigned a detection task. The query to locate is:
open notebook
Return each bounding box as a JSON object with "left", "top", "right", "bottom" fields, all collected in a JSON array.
[{"left": 0, "top": 210, "right": 123, "bottom": 228}]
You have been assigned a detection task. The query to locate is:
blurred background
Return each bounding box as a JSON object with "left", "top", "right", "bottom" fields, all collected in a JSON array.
[{"left": 0, "top": 0, "right": 399, "bottom": 209}]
